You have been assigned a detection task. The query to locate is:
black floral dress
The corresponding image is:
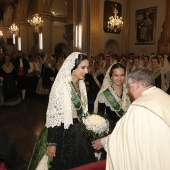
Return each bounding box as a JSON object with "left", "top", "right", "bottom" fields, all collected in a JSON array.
[{"left": 48, "top": 120, "right": 96, "bottom": 170}]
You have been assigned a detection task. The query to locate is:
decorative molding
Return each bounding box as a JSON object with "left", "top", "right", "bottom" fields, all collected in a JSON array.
[{"left": 51, "top": 15, "right": 67, "bottom": 22}]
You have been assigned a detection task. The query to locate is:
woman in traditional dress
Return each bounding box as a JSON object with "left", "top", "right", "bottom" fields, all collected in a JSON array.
[
  {"left": 94, "top": 62, "right": 131, "bottom": 132},
  {"left": 41, "top": 52, "right": 56, "bottom": 91},
  {"left": 27, "top": 52, "right": 96, "bottom": 170},
  {"left": 36, "top": 52, "right": 57, "bottom": 96},
  {"left": 85, "top": 61, "right": 104, "bottom": 112},
  {"left": 1, "top": 53, "right": 21, "bottom": 106},
  {"left": 151, "top": 56, "right": 167, "bottom": 91}
]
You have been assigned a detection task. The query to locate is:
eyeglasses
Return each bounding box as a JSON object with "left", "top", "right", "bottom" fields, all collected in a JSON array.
[{"left": 127, "top": 82, "right": 134, "bottom": 87}]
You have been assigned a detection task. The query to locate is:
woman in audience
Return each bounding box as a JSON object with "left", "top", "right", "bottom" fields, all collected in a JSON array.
[
  {"left": 41, "top": 52, "right": 56, "bottom": 90},
  {"left": 151, "top": 56, "right": 167, "bottom": 91},
  {"left": 36, "top": 52, "right": 56, "bottom": 96},
  {"left": 55, "top": 54, "right": 65, "bottom": 72},
  {"left": 131, "top": 56, "right": 142, "bottom": 72},
  {"left": 34, "top": 53, "right": 43, "bottom": 78},
  {"left": 102, "top": 55, "right": 112, "bottom": 75},
  {"left": 1, "top": 53, "right": 21, "bottom": 106},
  {"left": 158, "top": 53, "right": 169, "bottom": 74},
  {"left": 85, "top": 61, "right": 104, "bottom": 112},
  {"left": 27, "top": 54, "right": 40, "bottom": 97},
  {"left": 142, "top": 55, "right": 151, "bottom": 69}
]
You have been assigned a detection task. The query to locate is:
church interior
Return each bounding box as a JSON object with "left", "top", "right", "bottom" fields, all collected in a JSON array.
[{"left": 0, "top": 0, "right": 170, "bottom": 169}]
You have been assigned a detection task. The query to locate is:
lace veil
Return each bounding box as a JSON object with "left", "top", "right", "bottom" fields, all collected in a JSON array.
[
  {"left": 45, "top": 52, "right": 88, "bottom": 129},
  {"left": 94, "top": 64, "right": 114, "bottom": 113}
]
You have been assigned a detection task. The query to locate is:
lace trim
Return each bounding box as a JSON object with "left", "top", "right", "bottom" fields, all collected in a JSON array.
[
  {"left": 45, "top": 52, "right": 88, "bottom": 129},
  {"left": 98, "top": 85, "right": 130, "bottom": 113},
  {"left": 2, "top": 62, "right": 14, "bottom": 73}
]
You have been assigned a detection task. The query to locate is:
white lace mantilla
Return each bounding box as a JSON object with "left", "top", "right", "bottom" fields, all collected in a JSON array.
[{"left": 45, "top": 52, "right": 88, "bottom": 129}]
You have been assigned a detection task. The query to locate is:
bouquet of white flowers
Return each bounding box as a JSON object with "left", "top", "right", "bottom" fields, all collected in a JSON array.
[{"left": 80, "top": 113, "right": 109, "bottom": 140}]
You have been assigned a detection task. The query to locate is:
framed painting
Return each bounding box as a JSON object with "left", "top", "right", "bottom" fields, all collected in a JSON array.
[
  {"left": 103, "top": 0, "right": 122, "bottom": 34},
  {"left": 135, "top": 6, "right": 157, "bottom": 44}
]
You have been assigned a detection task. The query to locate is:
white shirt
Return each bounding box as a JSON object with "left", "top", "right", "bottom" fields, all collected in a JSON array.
[{"left": 28, "top": 62, "right": 40, "bottom": 73}]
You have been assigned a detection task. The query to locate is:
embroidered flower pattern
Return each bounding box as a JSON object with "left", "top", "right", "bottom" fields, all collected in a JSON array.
[{"left": 108, "top": 96, "right": 114, "bottom": 101}]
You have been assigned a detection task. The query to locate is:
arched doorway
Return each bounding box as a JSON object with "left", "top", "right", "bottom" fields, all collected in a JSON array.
[{"left": 104, "top": 39, "right": 120, "bottom": 55}]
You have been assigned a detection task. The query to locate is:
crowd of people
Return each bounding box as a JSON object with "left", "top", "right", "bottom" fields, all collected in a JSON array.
[
  {"left": 85, "top": 52, "right": 170, "bottom": 113},
  {"left": 0, "top": 50, "right": 169, "bottom": 108},
  {"left": 0, "top": 51, "right": 66, "bottom": 107}
]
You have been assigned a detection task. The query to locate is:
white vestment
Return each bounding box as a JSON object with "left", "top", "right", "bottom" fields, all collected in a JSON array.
[{"left": 106, "top": 87, "right": 170, "bottom": 170}]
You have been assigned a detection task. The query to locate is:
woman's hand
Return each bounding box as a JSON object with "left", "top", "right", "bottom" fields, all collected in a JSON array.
[
  {"left": 46, "top": 146, "right": 56, "bottom": 160},
  {"left": 91, "top": 139, "right": 103, "bottom": 150}
]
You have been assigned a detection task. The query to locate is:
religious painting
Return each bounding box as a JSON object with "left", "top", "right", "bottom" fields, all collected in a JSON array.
[
  {"left": 103, "top": 0, "right": 122, "bottom": 34},
  {"left": 135, "top": 6, "right": 157, "bottom": 44}
]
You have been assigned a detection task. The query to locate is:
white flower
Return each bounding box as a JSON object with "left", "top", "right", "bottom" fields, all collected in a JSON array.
[{"left": 83, "top": 114, "right": 109, "bottom": 136}]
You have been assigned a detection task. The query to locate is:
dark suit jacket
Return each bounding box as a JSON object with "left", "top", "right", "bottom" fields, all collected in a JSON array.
[{"left": 14, "top": 58, "right": 30, "bottom": 74}]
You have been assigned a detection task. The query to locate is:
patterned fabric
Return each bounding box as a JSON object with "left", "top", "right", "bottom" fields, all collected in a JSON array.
[
  {"left": 27, "top": 127, "right": 48, "bottom": 170},
  {"left": 1, "top": 63, "right": 21, "bottom": 106},
  {"left": 45, "top": 52, "right": 88, "bottom": 129},
  {"left": 28, "top": 52, "right": 96, "bottom": 170},
  {"left": 36, "top": 77, "right": 50, "bottom": 95},
  {"left": 48, "top": 121, "right": 96, "bottom": 170},
  {"left": 27, "top": 122, "right": 96, "bottom": 170}
]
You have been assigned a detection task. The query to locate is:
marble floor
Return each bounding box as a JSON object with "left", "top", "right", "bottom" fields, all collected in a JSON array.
[{"left": 0, "top": 95, "right": 49, "bottom": 170}]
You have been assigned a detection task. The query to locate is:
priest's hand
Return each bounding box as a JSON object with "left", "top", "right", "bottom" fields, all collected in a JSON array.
[{"left": 92, "top": 139, "right": 103, "bottom": 150}]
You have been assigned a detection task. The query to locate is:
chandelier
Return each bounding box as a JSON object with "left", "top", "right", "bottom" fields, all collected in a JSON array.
[
  {"left": 0, "top": 30, "right": 3, "bottom": 36},
  {"left": 9, "top": 23, "right": 19, "bottom": 34},
  {"left": 107, "top": 4, "right": 123, "bottom": 32},
  {"left": 28, "top": 13, "right": 43, "bottom": 32}
]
